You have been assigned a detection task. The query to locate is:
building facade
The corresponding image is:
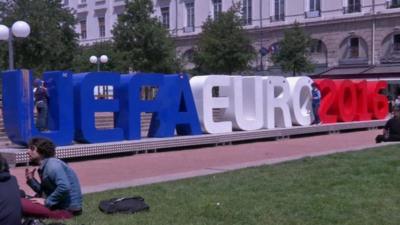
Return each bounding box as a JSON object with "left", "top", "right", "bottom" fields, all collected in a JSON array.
[{"left": 64, "top": 0, "right": 400, "bottom": 73}]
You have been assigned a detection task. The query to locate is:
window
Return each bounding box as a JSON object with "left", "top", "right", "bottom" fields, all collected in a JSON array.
[
  {"left": 347, "top": 0, "right": 361, "bottom": 13},
  {"left": 349, "top": 37, "right": 359, "bottom": 58},
  {"left": 390, "top": 0, "right": 400, "bottom": 8},
  {"left": 310, "top": 0, "right": 320, "bottom": 12},
  {"left": 80, "top": 0, "right": 86, "bottom": 4},
  {"left": 394, "top": 34, "right": 400, "bottom": 51},
  {"left": 80, "top": 20, "right": 87, "bottom": 40},
  {"left": 274, "top": 0, "right": 285, "bottom": 21},
  {"left": 161, "top": 7, "right": 170, "bottom": 29},
  {"left": 242, "top": 0, "right": 252, "bottom": 25},
  {"left": 186, "top": 2, "right": 195, "bottom": 29},
  {"left": 213, "top": 0, "right": 222, "bottom": 20},
  {"left": 63, "top": 0, "right": 69, "bottom": 5},
  {"left": 311, "top": 40, "right": 323, "bottom": 53},
  {"left": 98, "top": 17, "right": 105, "bottom": 37}
]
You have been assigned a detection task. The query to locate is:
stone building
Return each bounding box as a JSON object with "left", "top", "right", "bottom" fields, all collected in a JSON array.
[{"left": 57, "top": 0, "right": 400, "bottom": 79}]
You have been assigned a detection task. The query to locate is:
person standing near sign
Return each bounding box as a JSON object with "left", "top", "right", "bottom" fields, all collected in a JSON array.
[
  {"left": 311, "top": 83, "right": 321, "bottom": 125},
  {"left": 33, "top": 79, "right": 49, "bottom": 131}
]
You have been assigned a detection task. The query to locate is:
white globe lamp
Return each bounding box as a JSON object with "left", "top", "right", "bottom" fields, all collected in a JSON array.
[
  {"left": 89, "top": 56, "right": 98, "bottom": 64},
  {"left": 0, "top": 25, "right": 10, "bottom": 41},
  {"left": 11, "top": 21, "right": 30, "bottom": 38},
  {"left": 100, "top": 55, "right": 108, "bottom": 64}
]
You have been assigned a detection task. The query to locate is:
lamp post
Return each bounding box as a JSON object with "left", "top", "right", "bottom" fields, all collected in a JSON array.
[
  {"left": 89, "top": 55, "right": 108, "bottom": 72},
  {"left": 90, "top": 55, "right": 109, "bottom": 98},
  {"left": 0, "top": 21, "right": 31, "bottom": 70}
]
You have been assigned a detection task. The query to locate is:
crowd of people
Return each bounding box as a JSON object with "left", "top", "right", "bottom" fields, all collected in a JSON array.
[{"left": 0, "top": 138, "right": 82, "bottom": 224}]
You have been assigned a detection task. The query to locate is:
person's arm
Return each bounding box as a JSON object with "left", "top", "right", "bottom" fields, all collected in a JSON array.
[
  {"left": 25, "top": 168, "right": 42, "bottom": 195},
  {"left": 44, "top": 161, "right": 71, "bottom": 208}
]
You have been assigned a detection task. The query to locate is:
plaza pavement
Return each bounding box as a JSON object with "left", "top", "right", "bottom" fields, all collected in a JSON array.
[{"left": 9, "top": 129, "right": 398, "bottom": 195}]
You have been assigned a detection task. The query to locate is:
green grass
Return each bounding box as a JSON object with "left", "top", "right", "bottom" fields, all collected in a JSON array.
[{"left": 61, "top": 144, "right": 400, "bottom": 225}]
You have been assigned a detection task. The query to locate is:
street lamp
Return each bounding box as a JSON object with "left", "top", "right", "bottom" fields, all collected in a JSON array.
[
  {"left": 0, "top": 21, "right": 31, "bottom": 70},
  {"left": 90, "top": 55, "right": 109, "bottom": 98},
  {"left": 90, "top": 55, "right": 108, "bottom": 72}
]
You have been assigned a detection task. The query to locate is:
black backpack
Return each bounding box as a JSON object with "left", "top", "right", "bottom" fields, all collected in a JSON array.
[{"left": 99, "top": 196, "right": 150, "bottom": 214}]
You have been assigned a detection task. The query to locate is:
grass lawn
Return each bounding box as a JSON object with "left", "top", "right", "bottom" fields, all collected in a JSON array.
[{"left": 61, "top": 144, "right": 400, "bottom": 225}]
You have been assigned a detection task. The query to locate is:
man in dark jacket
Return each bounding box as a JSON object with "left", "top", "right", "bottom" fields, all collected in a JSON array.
[
  {"left": 0, "top": 154, "right": 22, "bottom": 225},
  {"left": 376, "top": 106, "right": 400, "bottom": 143}
]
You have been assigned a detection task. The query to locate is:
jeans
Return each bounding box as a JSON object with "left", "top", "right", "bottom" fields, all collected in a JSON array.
[
  {"left": 312, "top": 102, "right": 320, "bottom": 124},
  {"left": 35, "top": 101, "right": 48, "bottom": 131}
]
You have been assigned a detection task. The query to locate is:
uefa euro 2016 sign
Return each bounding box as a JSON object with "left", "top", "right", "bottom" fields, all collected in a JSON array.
[{"left": 1, "top": 70, "right": 388, "bottom": 146}]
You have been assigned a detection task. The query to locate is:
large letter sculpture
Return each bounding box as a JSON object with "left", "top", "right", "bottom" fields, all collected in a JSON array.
[
  {"left": 73, "top": 72, "right": 123, "bottom": 143},
  {"left": 149, "top": 74, "right": 202, "bottom": 137},
  {"left": 117, "top": 73, "right": 165, "bottom": 140},
  {"left": 262, "top": 76, "right": 292, "bottom": 129},
  {"left": 220, "top": 76, "right": 264, "bottom": 131},
  {"left": 287, "top": 77, "right": 313, "bottom": 126},
  {"left": 316, "top": 79, "right": 388, "bottom": 123},
  {"left": 190, "top": 75, "right": 232, "bottom": 133},
  {"left": 2, "top": 70, "right": 74, "bottom": 146}
]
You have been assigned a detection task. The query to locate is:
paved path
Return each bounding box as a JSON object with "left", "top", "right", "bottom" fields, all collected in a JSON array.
[{"left": 10, "top": 129, "right": 396, "bottom": 195}]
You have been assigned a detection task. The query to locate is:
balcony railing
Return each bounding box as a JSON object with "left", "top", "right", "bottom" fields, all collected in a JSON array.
[
  {"left": 183, "top": 26, "right": 194, "bottom": 33},
  {"left": 305, "top": 10, "right": 321, "bottom": 18},
  {"left": 270, "top": 14, "right": 285, "bottom": 22},
  {"left": 339, "top": 57, "right": 368, "bottom": 65},
  {"left": 343, "top": 3, "right": 361, "bottom": 14}
]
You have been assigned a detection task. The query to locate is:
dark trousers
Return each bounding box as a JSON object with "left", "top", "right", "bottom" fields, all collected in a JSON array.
[
  {"left": 375, "top": 135, "right": 400, "bottom": 143},
  {"left": 312, "top": 102, "right": 320, "bottom": 124},
  {"left": 35, "top": 101, "right": 48, "bottom": 131},
  {"left": 21, "top": 198, "right": 73, "bottom": 220}
]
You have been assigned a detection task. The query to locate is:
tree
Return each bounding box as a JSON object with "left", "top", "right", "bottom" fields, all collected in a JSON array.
[
  {"left": 193, "top": 4, "right": 255, "bottom": 75},
  {"left": 112, "top": 0, "right": 177, "bottom": 73},
  {"left": 271, "top": 22, "right": 315, "bottom": 76},
  {"left": 0, "top": 0, "right": 79, "bottom": 74}
]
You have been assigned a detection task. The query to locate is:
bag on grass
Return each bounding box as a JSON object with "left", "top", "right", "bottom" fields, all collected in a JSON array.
[{"left": 99, "top": 196, "right": 150, "bottom": 214}]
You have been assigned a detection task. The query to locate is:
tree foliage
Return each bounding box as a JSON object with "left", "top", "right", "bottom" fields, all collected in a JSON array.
[
  {"left": 0, "top": 0, "right": 79, "bottom": 74},
  {"left": 112, "top": 0, "right": 177, "bottom": 73},
  {"left": 193, "top": 5, "right": 255, "bottom": 75},
  {"left": 271, "top": 22, "right": 315, "bottom": 76}
]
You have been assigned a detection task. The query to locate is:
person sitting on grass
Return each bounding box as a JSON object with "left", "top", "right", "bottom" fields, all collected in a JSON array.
[
  {"left": 0, "top": 153, "right": 22, "bottom": 225},
  {"left": 376, "top": 106, "right": 400, "bottom": 143},
  {"left": 22, "top": 137, "right": 82, "bottom": 220}
]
